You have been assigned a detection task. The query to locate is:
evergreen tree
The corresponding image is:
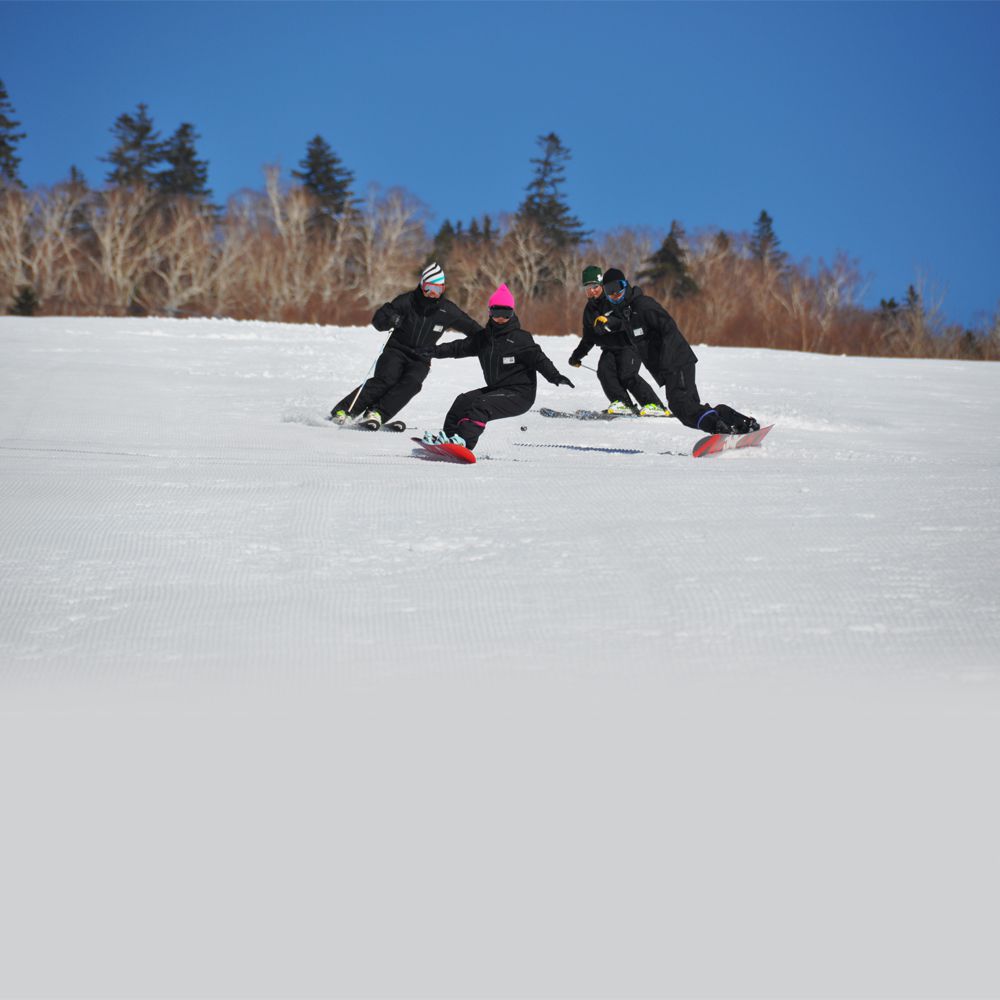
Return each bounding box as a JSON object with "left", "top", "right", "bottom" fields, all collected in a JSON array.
[
  {"left": 291, "top": 134, "right": 355, "bottom": 230},
  {"left": 8, "top": 286, "right": 39, "bottom": 316},
  {"left": 61, "top": 165, "right": 93, "bottom": 239},
  {"left": 156, "top": 122, "right": 211, "bottom": 200},
  {"left": 749, "top": 210, "right": 787, "bottom": 270},
  {"left": 637, "top": 220, "right": 699, "bottom": 299},
  {"left": 517, "top": 132, "right": 588, "bottom": 249},
  {"left": 432, "top": 219, "right": 457, "bottom": 260},
  {"left": 712, "top": 230, "right": 732, "bottom": 255},
  {"left": 0, "top": 78, "right": 26, "bottom": 188},
  {"left": 103, "top": 103, "right": 164, "bottom": 189}
]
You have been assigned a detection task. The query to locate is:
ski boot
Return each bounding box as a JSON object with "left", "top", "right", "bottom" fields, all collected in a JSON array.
[{"left": 359, "top": 409, "right": 383, "bottom": 431}]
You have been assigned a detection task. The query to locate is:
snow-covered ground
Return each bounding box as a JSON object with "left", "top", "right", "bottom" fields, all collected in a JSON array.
[{"left": 2, "top": 316, "right": 999, "bottom": 998}]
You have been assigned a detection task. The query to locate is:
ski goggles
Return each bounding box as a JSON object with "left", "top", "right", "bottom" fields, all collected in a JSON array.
[
  {"left": 583, "top": 281, "right": 602, "bottom": 291},
  {"left": 489, "top": 305, "right": 514, "bottom": 319},
  {"left": 603, "top": 279, "right": 627, "bottom": 300}
]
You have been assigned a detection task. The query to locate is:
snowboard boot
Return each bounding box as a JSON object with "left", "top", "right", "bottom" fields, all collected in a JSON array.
[{"left": 715, "top": 404, "right": 759, "bottom": 435}]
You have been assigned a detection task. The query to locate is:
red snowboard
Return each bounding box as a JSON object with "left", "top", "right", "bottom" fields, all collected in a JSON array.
[
  {"left": 692, "top": 424, "right": 774, "bottom": 458},
  {"left": 411, "top": 437, "right": 477, "bottom": 464}
]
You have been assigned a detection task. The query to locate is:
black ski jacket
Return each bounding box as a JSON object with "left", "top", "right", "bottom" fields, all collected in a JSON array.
[
  {"left": 569, "top": 296, "right": 637, "bottom": 364},
  {"left": 599, "top": 284, "right": 698, "bottom": 377},
  {"left": 433, "top": 315, "right": 563, "bottom": 394},
  {"left": 372, "top": 288, "right": 481, "bottom": 360}
]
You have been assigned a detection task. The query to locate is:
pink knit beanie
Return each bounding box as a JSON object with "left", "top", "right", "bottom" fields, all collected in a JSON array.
[{"left": 488, "top": 283, "right": 515, "bottom": 309}]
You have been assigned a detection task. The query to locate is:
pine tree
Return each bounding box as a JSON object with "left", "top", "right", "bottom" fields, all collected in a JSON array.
[
  {"left": 103, "top": 103, "right": 164, "bottom": 189},
  {"left": 517, "top": 132, "right": 588, "bottom": 249},
  {"left": 749, "top": 210, "right": 787, "bottom": 270},
  {"left": 291, "top": 134, "right": 355, "bottom": 231},
  {"left": 0, "top": 78, "right": 26, "bottom": 188},
  {"left": 637, "top": 221, "right": 699, "bottom": 299},
  {"left": 432, "top": 219, "right": 457, "bottom": 260},
  {"left": 156, "top": 122, "right": 211, "bottom": 200},
  {"left": 9, "top": 286, "right": 39, "bottom": 316}
]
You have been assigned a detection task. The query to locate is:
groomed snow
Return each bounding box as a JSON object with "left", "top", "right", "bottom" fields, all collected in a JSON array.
[{"left": 2, "top": 316, "right": 999, "bottom": 998}]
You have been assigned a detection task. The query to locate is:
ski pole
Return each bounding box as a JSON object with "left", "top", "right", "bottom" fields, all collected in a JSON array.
[{"left": 347, "top": 330, "right": 393, "bottom": 414}]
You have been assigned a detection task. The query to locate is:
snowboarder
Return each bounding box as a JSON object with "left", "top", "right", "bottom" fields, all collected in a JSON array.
[
  {"left": 329, "top": 262, "right": 481, "bottom": 428},
  {"left": 423, "top": 284, "right": 575, "bottom": 451},
  {"left": 568, "top": 265, "right": 667, "bottom": 416},
  {"left": 596, "top": 268, "right": 760, "bottom": 434}
]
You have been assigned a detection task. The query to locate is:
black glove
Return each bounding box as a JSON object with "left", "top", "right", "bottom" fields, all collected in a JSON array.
[
  {"left": 568, "top": 358, "right": 582, "bottom": 368},
  {"left": 412, "top": 346, "right": 433, "bottom": 363},
  {"left": 554, "top": 374, "right": 575, "bottom": 388}
]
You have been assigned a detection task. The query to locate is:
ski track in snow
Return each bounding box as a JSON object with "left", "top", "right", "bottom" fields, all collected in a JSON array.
[{"left": 2, "top": 317, "right": 1000, "bottom": 998}]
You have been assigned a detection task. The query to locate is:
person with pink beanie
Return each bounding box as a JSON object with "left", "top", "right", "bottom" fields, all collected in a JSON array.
[{"left": 426, "top": 283, "right": 574, "bottom": 450}]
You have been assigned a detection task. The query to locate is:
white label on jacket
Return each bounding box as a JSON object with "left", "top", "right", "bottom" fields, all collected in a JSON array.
[
  {"left": 433, "top": 325, "right": 444, "bottom": 333},
  {"left": 503, "top": 356, "right": 514, "bottom": 364},
  {"left": 633, "top": 327, "right": 644, "bottom": 336}
]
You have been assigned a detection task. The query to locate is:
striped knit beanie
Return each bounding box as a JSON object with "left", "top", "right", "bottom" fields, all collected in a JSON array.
[{"left": 420, "top": 262, "right": 446, "bottom": 290}]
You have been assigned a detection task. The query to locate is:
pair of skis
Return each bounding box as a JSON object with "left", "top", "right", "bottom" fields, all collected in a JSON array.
[
  {"left": 538, "top": 407, "right": 672, "bottom": 421},
  {"left": 328, "top": 414, "right": 407, "bottom": 433}
]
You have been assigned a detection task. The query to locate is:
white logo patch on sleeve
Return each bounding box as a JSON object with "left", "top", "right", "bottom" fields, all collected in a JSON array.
[
  {"left": 633, "top": 327, "right": 644, "bottom": 336},
  {"left": 503, "top": 356, "right": 515, "bottom": 364},
  {"left": 433, "top": 325, "right": 444, "bottom": 333}
]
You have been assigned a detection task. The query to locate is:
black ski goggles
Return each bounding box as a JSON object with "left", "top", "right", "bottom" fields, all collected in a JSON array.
[
  {"left": 603, "top": 279, "right": 627, "bottom": 298},
  {"left": 489, "top": 305, "right": 514, "bottom": 319}
]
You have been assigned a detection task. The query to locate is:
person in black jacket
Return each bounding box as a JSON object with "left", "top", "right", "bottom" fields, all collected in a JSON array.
[
  {"left": 330, "top": 262, "right": 480, "bottom": 427},
  {"left": 569, "top": 265, "right": 666, "bottom": 415},
  {"left": 427, "top": 283, "right": 574, "bottom": 450},
  {"left": 596, "top": 268, "right": 760, "bottom": 434}
]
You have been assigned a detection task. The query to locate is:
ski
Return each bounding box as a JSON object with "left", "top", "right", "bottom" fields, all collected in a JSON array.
[
  {"left": 332, "top": 417, "right": 407, "bottom": 432},
  {"left": 539, "top": 407, "right": 629, "bottom": 421},
  {"left": 692, "top": 424, "right": 774, "bottom": 458},
  {"left": 411, "top": 437, "right": 477, "bottom": 464},
  {"left": 537, "top": 407, "right": 672, "bottom": 421}
]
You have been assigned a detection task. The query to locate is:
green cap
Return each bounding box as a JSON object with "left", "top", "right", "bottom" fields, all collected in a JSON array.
[{"left": 582, "top": 265, "right": 603, "bottom": 286}]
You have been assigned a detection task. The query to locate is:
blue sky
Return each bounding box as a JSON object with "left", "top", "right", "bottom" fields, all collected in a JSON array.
[{"left": 3, "top": 0, "right": 998, "bottom": 327}]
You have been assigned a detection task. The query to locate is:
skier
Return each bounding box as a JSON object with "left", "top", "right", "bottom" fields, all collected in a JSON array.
[
  {"left": 596, "top": 268, "right": 760, "bottom": 434},
  {"left": 423, "top": 283, "right": 575, "bottom": 451},
  {"left": 329, "top": 262, "right": 481, "bottom": 428},
  {"left": 568, "top": 265, "right": 667, "bottom": 417}
]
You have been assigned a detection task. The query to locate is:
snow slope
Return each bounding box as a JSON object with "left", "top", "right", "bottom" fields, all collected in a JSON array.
[{"left": 1, "top": 317, "right": 999, "bottom": 998}]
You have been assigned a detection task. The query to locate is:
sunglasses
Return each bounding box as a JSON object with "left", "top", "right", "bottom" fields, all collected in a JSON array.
[{"left": 489, "top": 305, "right": 514, "bottom": 318}]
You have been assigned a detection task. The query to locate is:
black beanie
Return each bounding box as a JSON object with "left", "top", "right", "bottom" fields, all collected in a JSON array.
[{"left": 602, "top": 267, "right": 626, "bottom": 286}]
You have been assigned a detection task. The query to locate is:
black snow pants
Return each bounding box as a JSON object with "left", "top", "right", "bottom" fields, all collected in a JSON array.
[
  {"left": 331, "top": 345, "right": 430, "bottom": 421},
  {"left": 660, "top": 363, "right": 754, "bottom": 433},
  {"left": 443, "top": 386, "right": 534, "bottom": 450},
  {"left": 597, "top": 347, "right": 663, "bottom": 408}
]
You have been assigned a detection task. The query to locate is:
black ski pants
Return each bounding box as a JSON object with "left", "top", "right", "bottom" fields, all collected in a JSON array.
[
  {"left": 332, "top": 346, "right": 430, "bottom": 420},
  {"left": 659, "top": 363, "right": 753, "bottom": 432},
  {"left": 443, "top": 386, "right": 534, "bottom": 450},
  {"left": 597, "top": 347, "right": 663, "bottom": 408}
]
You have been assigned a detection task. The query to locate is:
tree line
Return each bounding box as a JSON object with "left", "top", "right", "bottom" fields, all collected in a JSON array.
[{"left": 1, "top": 82, "right": 996, "bottom": 360}]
